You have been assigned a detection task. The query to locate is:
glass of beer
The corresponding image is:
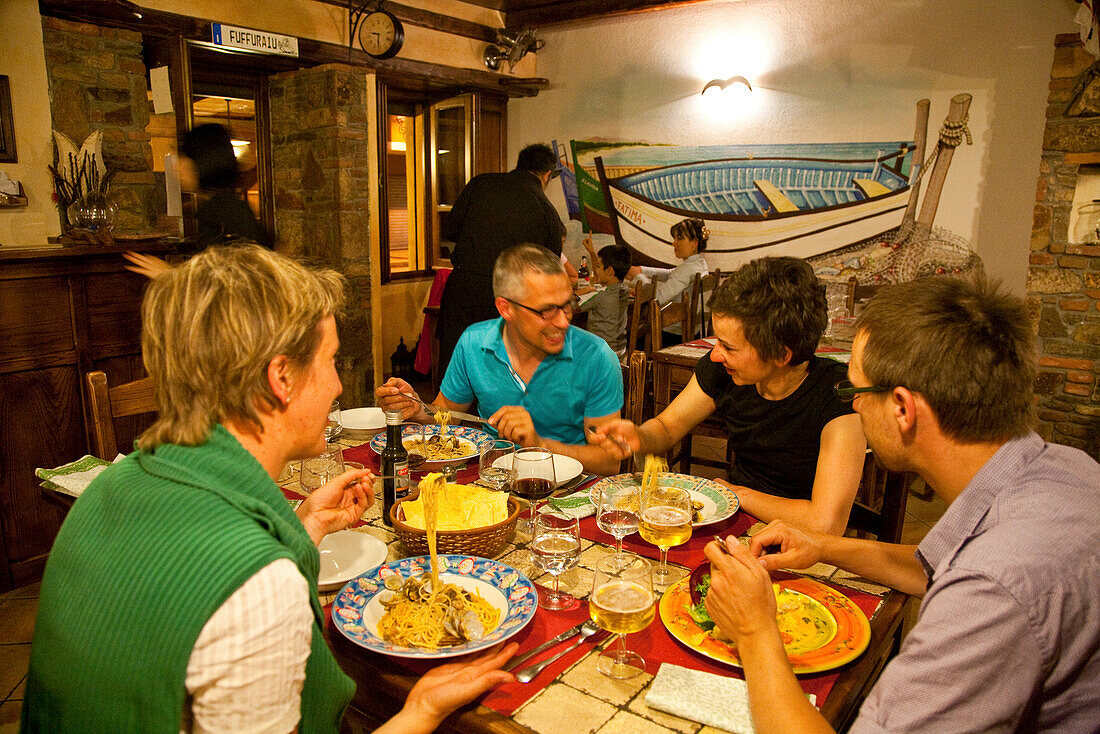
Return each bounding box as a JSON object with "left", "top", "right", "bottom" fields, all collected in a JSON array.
[
  {"left": 590, "top": 554, "right": 654, "bottom": 678},
  {"left": 639, "top": 486, "right": 693, "bottom": 589},
  {"left": 508, "top": 447, "right": 557, "bottom": 536}
]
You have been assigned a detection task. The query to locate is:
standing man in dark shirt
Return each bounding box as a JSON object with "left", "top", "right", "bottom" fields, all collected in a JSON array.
[{"left": 437, "top": 143, "right": 565, "bottom": 374}]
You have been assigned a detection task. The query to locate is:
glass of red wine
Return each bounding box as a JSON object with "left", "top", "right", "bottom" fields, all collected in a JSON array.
[{"left": 508, "top": 447, "right": 557, "bottom": 538}]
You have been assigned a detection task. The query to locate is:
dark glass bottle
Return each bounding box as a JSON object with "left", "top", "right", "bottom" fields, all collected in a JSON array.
[
  {"left": 381, "top": 410, "right": 409, "bottom": 526},
  {"left": 578, "top": 256, "right": 589, "bottom": 280}
]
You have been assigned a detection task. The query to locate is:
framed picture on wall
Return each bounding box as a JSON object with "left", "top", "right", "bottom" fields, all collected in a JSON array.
[{"left": 0, "top": 76, "right": 16, "bottom": 163}]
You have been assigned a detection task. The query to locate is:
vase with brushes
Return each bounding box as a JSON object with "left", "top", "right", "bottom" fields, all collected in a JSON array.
[{"left": 48, "top": 130, "right": 117, "bottom": 240}]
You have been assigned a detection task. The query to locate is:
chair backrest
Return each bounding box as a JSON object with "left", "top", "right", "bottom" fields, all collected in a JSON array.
[
  {"left": 620, "top": 349, "right": 648, "bottom": 472},
  {"left": 647, "top": 273, "right": 698, "bottom": 350},
  {"left": 85, "top": 370, "right": 156, "bottom": 460},
  {"left": 844, "top": 276, "right": 884, "bottom": 317},
  {"left": 697, "top": 271, "right": 721, "bottom": 336},
  {"left": 847, "top": 450, "right": 913, "bottom": 544},
  {"left": 627, "top": 280, "right": 657, "bottom": 353}
]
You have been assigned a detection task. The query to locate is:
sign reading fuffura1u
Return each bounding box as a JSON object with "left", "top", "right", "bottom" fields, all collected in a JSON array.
[{"left": 211, "top": 23, "right": 299, "bottom": 57}]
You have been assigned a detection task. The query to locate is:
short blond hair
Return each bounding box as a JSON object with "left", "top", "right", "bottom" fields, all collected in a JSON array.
[{"left": 137, "top": 244, "right": 345, "bottom": 449}]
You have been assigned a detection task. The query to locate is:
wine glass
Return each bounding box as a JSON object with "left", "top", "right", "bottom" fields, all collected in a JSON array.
[
  {"left": 300, "top": 444, "right": 345, "bottom": 493},
  {"left": 324, "top": 400, "right": 342, "bottom": 442},
  {"left": 595, "top": 482, "right": 640, "bottom": 554},
  {"left": 530, "top": 508, "right": 581, "bottom": 610},
  {"left": 639, "top": 486, "right": 693, "bottom": 590},
  {"left": 508, "top": 447, "right": 557, "bottom": 536},
  {"left": 479, "top": 439, "right": 516, "bottom": 490},
  {"left": 590, "top": 553, "right": 654, "bottom": 679}
]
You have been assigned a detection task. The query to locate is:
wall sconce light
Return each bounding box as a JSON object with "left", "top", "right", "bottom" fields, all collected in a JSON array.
[{"left": 701, "top": 75, "right": 753, "bottom": 96}]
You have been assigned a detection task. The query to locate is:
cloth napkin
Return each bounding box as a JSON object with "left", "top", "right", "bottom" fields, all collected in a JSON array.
[
  {"left": 548, "top": 488, "right": 596, "bottom": 518},
  {"left": 645, "top": 663, "right": 816, "bottom": 734},
  {"left": 36, "top": 454, "right": 120, "bottom": 498}
]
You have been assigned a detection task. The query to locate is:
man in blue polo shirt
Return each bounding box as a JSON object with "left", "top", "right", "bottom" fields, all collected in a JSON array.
[{"left": 378, "top": 244, "right": 622, "bottom": 475}]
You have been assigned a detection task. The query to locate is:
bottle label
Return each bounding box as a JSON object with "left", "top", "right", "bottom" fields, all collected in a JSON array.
[{"left": 395, "top": 463, "right": 410, "bottom": 500}]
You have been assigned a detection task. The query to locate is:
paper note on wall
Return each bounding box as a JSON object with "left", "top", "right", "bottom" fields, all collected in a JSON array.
[{"left": 150, "top": 66, "right": 173, "bottom": 114}]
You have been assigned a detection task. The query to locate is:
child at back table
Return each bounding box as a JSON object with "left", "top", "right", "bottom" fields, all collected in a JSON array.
[{"left": 577, "top": 244, "right": 632, "bottom": 355}]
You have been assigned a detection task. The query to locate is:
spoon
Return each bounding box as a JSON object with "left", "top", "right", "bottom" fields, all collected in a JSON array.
[{"left": 515, "top": 619, "right": 607, "bottom": 683}]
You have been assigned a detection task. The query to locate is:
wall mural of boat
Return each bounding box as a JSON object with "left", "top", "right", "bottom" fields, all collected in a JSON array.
[{"left": 569, "top": 140, "right": 917, "bottom": 270}]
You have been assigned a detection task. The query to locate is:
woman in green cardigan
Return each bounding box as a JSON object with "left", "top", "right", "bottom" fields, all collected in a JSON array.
[{"left": 22, "top": 244, "right": 516, "bottom": 734}]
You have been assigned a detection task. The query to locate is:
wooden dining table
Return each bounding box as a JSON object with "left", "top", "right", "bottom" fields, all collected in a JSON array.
[{"left": 285, "top": 429, "right": 911, "bottom": 734}]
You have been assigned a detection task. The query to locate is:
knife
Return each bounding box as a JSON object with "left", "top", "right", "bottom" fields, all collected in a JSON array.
[
  {"left": 447, "top": 409, "right": 492, "bottom": 427},
  {"left": 503, "top": 621, "right": 587, "bottom": 671}
]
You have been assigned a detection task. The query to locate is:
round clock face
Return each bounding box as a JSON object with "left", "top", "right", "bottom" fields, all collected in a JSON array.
[{"left": 359, "top": 11, "right": 404, "bottom": 60}]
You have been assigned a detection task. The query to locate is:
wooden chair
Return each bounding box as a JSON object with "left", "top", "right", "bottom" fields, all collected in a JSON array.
[
  {"left": 85, "top": 371, "right": 156, "bottom": 460},
  {"left": 647, "top": 273, "right": 699, "bottom": 350},
  {"left": 626, "top": 280, "right": 658, "bottom": 354},
  {"left": 844, "top": 276, "right": 884, "bottom": 317},
  {"left": 847, "top": 450, "right": 914, "bottom": 544}
]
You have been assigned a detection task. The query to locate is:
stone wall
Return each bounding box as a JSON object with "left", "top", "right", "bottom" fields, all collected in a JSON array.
[
  {"left": 41, "top": 17, "right": 155, "bottom": 231},
  {"left": 269, "top": 64, "right": 374, "bottom": 406},
  {"left": 1030, "top": 34, "right": 1100, "bottom": 458}
]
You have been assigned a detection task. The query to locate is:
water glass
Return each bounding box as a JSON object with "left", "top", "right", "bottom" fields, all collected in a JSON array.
[
  {"left": 590, "top": 554, "right": 654, "bottom": 678},
  {"left": 479, "top": 439, "right": 516, "bottom": 490},
  {"left": 325, "top": 400, "right": 342, "bottom": 441},
  {"left": 639, "top": 487, "right": 693, "bottom": 590},
  {"left": 596, "top": 483, "right": 641, "bottom": 554},
  {"left": 530, "top": 508, "right": 581, "bottom": 610},
  {"left": 300, "top": 444, "right": 345, "bottom": 493}
]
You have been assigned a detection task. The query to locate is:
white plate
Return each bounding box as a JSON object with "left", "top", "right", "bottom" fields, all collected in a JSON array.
[
  {"left": 341, "top": 407, "right": 386, "bottom": 431},
  {"left": 317, "top": 530, "right": 388, "bottom": 590},
  {"left": 493, "top": 452, "right": 584, "bottom": 487}
]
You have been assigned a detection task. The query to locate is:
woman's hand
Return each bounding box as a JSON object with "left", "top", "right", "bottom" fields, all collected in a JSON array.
[
  {"left": 586, "top": 419, "right": 641, "bottom": 460},
  {"left": 377, "top": 643, "right": 518, "bottom": 734},
  {"left": 297, "top": 465, "right": 374, "bottom": 544},
  {"left": 122, "top": 251, "right": 172, "bottom": 279}
]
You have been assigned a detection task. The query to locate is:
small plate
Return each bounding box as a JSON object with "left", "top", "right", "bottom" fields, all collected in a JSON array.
[
  {"left": 492, "top": 452, "right": 584, "bottom": 487},
  {"left": 588, "top": 472, "right": 739, "bottom": 527},
  {"left": 368, "top": 424, "right": 493, "bottom": 467},
  {"left": 317, "top": 530, "right": 388, "bottom": 590},
  {"left": 341, "top": 407, "right": 386, "bottom": 432},
  {"left": 331, "top": 555, "right": 538, "bottom": 659}
]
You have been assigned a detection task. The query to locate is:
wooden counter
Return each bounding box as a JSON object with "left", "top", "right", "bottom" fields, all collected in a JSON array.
[{"left": 0, "top": 241, "right": 173, "bottom": 590}]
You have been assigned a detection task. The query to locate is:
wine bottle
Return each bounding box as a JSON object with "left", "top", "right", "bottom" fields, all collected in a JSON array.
[{"left": 381, "top": 410, "right": 408, "bottom": 526}]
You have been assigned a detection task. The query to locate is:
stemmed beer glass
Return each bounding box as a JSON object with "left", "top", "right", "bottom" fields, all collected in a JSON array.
[
  {"left": 530, "top": 508, "right": 581, "bottom": 610},
  {"left": 595, "top": 482, "right": 640, "bottom": 554},
  {"left": 590, "top": 554, "right": 654, "bottom": 678},
  {"left": 639, "top": 487, "right": 693, "bottom": 590}
]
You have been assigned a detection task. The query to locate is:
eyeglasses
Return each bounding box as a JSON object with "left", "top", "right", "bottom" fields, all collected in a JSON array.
[
  {"left": 505, "top": 297, "right": 576, "bottom": 321},
  {"left": 834, "top": 379, "right": 890, "bottom": 402},
  {"left": 549, "top": 167, "right": 562, "bottom": 180}
]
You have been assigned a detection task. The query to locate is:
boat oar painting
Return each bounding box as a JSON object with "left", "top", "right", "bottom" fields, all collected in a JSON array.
[{"left": 569, "top": 139, "right": 917, "bottom": 271}]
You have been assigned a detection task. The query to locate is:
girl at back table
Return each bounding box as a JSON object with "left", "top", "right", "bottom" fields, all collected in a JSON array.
[{"left": 628, "top": 218, "right": 710, "bottom": 341}]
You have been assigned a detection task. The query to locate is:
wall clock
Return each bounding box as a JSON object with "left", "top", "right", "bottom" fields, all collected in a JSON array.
[{"left": 358, "top": 10, "right": 404, "bottom": 60}]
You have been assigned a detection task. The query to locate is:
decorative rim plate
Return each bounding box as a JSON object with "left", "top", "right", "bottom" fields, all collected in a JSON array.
[
  {"left": 588, "top": 472, "right": 739, "bottom": 527},
  {"left": 341, "top": 407, "right": 386, "bottom": 431},
  {"left": 493, "top": 452, "right": 584, "bottom": 487},
  {"left": 367, "top": 424, "right": 493, "bottom": 466},
  {"left": 331, "top": 555, "right": 538, "bottom": 659},
  {"left": 659, "top": 574, "right": 871, "bottom": 674},
  {"left": 317, "top": 530, "right": 388, "bottom": 590}
]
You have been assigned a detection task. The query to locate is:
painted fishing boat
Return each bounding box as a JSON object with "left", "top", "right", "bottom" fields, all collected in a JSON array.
[{"left": 593, "top": 143, "right": 916, "bottom": 270}]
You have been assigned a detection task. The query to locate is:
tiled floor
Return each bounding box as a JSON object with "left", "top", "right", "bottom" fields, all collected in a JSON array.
[
  {"left": 0, "top": 437, "right": 945, "bottom": 733},
  {"left": 0, "top": 582, "right": 37, "bottom": 732}
]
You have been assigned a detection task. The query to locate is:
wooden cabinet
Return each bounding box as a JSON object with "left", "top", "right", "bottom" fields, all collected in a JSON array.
[{"left": 0, "top": 243, "right": 168, "bottom": 591}]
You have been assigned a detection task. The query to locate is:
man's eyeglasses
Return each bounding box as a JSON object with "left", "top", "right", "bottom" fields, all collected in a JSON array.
[
  {"left": 549, "top": 167, "right": 562, "bottom": 180},
  {"left": 505, "top": 297, "right": 576, "bottom": 321},
  {"left": 834, "top": 380, "right": 890, "bottom": 402}
]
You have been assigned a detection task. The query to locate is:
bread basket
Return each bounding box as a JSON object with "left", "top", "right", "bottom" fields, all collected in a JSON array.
[{"left": 390, "top": 495, "right": 522, "bottom": 558}]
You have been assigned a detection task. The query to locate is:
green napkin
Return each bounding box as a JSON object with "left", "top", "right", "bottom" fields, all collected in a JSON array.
[{"left": 36, "top": 455, "right": 113, "bottom": 498}]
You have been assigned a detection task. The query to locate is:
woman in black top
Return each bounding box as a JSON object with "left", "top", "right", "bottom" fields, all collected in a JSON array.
[{"left": 592, "top": 257, "right": 867, "bottom": 535}]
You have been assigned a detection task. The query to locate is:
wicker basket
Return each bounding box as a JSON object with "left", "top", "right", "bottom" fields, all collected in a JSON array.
[{"left": 390, "top": 496, "right": 521, "bottom": 558}]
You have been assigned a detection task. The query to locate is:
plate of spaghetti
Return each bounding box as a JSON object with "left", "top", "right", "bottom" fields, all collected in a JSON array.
[
  {"left": 367, "top": 424, "right": 492, "bottom": 466},
  {"left": 331, "top": 473, "right": 537, "bottom": 658}
]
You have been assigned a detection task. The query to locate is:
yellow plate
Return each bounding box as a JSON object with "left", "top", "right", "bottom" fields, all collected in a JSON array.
[{"left": 659, "top": 575, "right": 871, "bottom": 674}]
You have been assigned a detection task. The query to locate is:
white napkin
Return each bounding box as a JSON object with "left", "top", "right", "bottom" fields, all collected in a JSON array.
[
  {"left": 36, "top": 454, "right": 122, "bottom": 498},
  {"left": 645, "top": 663, "right": 816, "bottom": 734}
]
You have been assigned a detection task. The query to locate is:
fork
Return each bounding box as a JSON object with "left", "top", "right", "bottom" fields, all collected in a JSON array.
[{"left": 515, "top": 620, "right": 607, "bottom": 683}]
